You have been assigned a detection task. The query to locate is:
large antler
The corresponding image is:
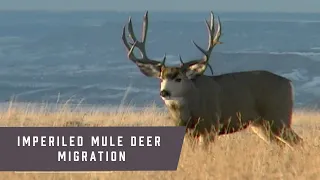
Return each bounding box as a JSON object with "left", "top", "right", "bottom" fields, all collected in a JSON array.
[
  {"left": 180, "top": 11, "right": 222, "bottom": 73},
  {"left": 122, "top": 11, "right": 166, "bottom": 68}
]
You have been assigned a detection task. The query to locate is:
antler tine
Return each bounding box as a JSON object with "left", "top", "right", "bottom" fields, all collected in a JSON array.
[
  {"left": 141, "top": 11, "right": 148, "bottom": 43},
  {"left": 161, "top": 53, "right": 167, "bottom": 66},
  {"left": 213, "top": 15, "right": 222, "bottom": 45},
  {"left": 178, "top": 54, "right": 184, "bottom": 65},
  {"left": 122, "top": 25, "right": 132, "bottom": 54},
  {"left": 127, "top": 17, "right": 138, "bottom": 43},
  {"left": 121, "top": 11, "right": 163, "bottom": 66},
  {"left": 210, "top": 11, "right": 214, "bottom": 30}
]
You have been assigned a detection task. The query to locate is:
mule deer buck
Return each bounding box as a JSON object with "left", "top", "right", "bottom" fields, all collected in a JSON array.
[{"left": 121, "top": 11, "right": 303, "bottom": 149}]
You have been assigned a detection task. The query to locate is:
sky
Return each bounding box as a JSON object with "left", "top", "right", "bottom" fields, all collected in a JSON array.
[{"left": 0, "top": 0, "right": 320, "bottom": 13}]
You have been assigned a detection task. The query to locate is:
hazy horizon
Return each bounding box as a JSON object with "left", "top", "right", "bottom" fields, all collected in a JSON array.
[
  {"left": 0, "top": 0, "right": 320, "bottom": 13},
  {"left": 1, "top": 9, "right": 320, "bottom": 14}
]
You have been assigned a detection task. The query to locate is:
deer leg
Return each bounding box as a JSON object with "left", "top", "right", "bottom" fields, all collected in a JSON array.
[
  {"left": 259, "top": 93, "right": 303, "bottom": 149},
  {"left": 270, "top": 125, "right": 303, "bottom": 149},
  {"left": 283, "top": 127, "right": 303, "bottom": 145},
  {"left": 250, "top": 120, "right": 287, "bottom": 147},
  {"left": 191, "top": 117, "right": 219, "bottom": 150}
]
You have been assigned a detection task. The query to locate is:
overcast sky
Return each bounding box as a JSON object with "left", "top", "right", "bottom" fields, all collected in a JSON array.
[{"left": 0, "top": 0, "right": 319, "bottom": 13}]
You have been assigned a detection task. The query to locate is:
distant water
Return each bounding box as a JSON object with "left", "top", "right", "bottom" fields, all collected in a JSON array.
[{"left": 0, "top": 11, "right": 320, "bottom": 110}]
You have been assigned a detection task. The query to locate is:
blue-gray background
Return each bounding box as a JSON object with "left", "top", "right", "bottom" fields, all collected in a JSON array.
[
  {"left": 0, "top": 11, "right": 320, "bottom": 109},
  {"left": 1, "top": 0, "right": 320, "bottom": 13}
]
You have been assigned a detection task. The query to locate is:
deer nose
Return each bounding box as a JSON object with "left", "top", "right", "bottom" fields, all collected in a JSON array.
[{"left": 160, "top": 90, "right": 171, "bottom": 97}]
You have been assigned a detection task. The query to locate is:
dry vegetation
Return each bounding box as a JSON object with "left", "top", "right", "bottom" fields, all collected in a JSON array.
[{"left": 0, "top": 102, "right": 320, "bottom": 180}]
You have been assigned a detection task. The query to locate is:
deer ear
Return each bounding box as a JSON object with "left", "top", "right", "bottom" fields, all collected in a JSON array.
[
  {"left": 184, "top": 62, "right": 207, "bottom": 79},
  {"left": 135, "top": 62, "right": 161, "bottom": 78}
]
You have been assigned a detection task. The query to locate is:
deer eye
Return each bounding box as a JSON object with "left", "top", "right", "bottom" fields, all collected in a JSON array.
[{"left": 175, "top": 78, "right": 182, "bottom": 82}]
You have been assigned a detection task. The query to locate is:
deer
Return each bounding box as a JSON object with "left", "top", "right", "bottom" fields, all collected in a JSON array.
[{"left": 121, "top": 11, "right": 303, "bottom": 149}]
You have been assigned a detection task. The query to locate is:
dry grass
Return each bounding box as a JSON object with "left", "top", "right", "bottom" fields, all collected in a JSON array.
[{"left": 0, "top": 102, "right": 320, "bottom": 180}]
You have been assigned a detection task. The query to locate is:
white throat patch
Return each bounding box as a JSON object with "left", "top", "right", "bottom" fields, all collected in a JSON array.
[{"left": 161, "top": 97, "right": 185, "bottom": 107}]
